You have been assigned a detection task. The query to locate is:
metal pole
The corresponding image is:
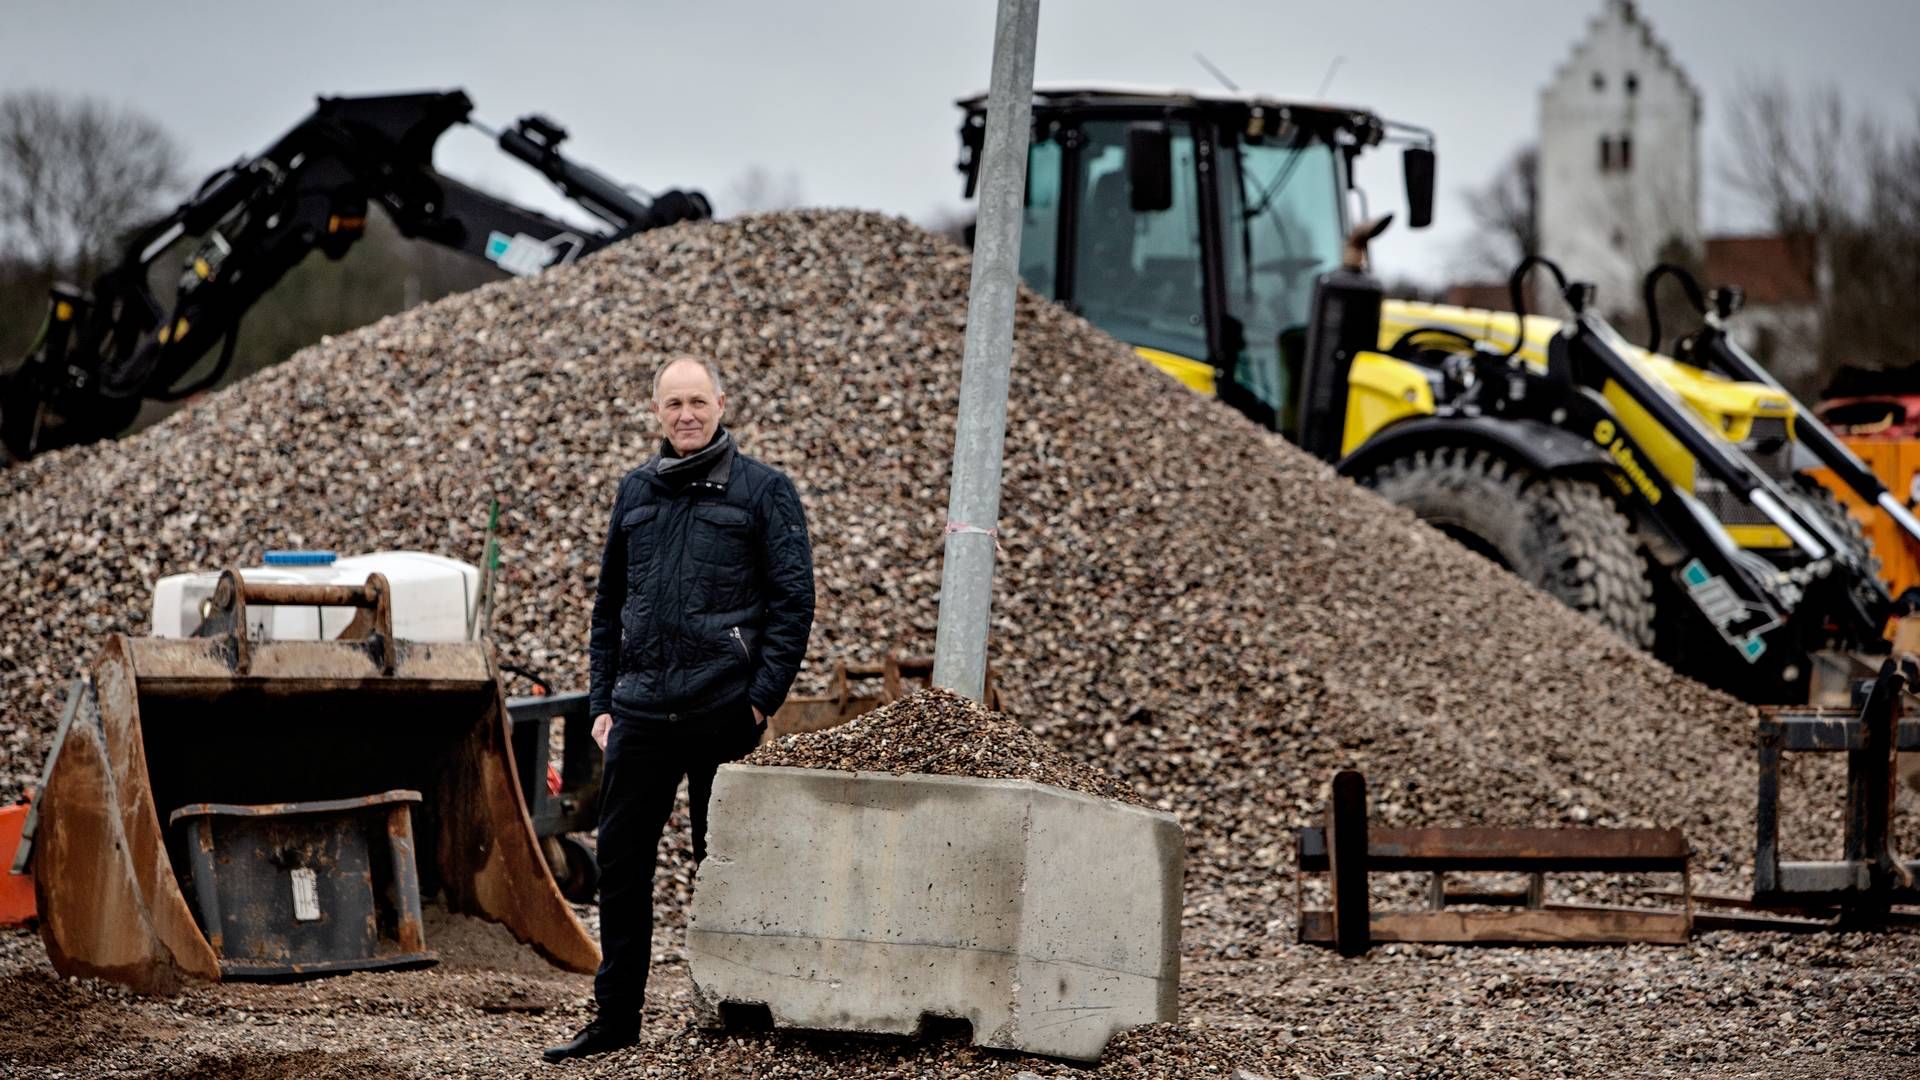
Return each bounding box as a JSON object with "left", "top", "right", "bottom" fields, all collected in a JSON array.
[{"left": 931, "top": 0, "right": 1040, "bottom": 702}]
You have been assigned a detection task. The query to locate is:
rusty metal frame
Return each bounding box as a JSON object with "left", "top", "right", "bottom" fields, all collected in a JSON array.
[
  {"left": 168, "top": 790, "right": 433, "bottom": 977},
  {"left": 197, "top": 569, "right": 398, "bottom": 676},
  {"left": 32, "top": 570, "right": 600, "bottom": 990},
  {"left": 506, "top": 690, "right": 601, "bottom": 838},
  {"left": 1297, "top": 770, "right": 1693, "bottom": 954},
  {"left": 1755, "top": 656, "right": 1920, "bottom": 919}
]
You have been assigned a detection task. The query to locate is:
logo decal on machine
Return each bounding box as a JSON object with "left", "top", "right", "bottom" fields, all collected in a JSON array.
[
  {"left": 1679, "top": 559, "right": 1778, "bottom": 662},
  {"left": 1591, "top": 419, "right": 1662, "bottom": 506}
]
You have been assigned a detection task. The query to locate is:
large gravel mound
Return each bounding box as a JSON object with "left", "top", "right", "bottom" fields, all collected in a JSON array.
[{"left": 0, "top": 209, "right": 1758, "bottom": 953}]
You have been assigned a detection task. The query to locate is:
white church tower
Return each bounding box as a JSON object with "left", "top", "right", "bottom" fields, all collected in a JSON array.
[{"left": 1538, "top": 0, "right": 1701, "bottom": 316}]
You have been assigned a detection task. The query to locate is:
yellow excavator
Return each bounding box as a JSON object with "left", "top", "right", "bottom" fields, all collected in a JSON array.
[{"left": 957, "top": 85, "right": 1917, "bottom": 703}]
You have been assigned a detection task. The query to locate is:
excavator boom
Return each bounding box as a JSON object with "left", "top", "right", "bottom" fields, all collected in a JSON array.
[{"left": 1, "top": 90, "right": 710, "bottom": 462}]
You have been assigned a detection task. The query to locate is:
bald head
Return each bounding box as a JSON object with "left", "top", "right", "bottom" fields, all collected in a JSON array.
[
  {"left": 651, "top": 356, "right": 728, "bottom": 455},
  {"left": 652, "top": 356, "right": 724, "bottom": 400}
]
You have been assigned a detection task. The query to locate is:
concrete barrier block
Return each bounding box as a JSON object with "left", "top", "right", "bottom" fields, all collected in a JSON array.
[{"left": 688, "top": 765, "right": 1182, "bottom": 1062}]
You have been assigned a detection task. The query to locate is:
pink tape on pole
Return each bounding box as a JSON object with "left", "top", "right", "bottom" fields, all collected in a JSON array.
[{"left": 945, "top": 520, "right": 1006, "bottom": 556}]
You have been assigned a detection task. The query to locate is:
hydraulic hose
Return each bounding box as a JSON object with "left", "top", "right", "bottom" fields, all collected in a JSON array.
[
  {"left": 1502, "top": 254, "right": 1571, "bottom": 360},
  {"left": 1505, "top": 254, "right": 1834, "bottom": 560},
  {"left": 1641, "top": 261, "right": 1708, "bottom": 355}
]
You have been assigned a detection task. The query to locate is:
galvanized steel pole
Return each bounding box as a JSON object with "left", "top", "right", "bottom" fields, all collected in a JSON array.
[{"left": 931, "top": 0, "right": 1039, "bottom": 702}]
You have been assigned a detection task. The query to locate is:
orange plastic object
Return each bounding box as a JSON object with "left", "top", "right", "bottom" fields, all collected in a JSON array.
[{"left": 0, "top": 802, "right": 34, "bottom": 926}]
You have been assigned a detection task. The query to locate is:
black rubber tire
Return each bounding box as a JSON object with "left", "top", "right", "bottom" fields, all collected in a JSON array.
[
  {"left": 1364, "top": 447, "right": 1657, "bottom": 649},
  {"left": 544, "top": 834, "right": 601, "bottom": 904}
]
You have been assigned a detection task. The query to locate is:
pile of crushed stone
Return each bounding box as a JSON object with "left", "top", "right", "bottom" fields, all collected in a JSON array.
[
  {"left": 0, "top": 209, "right": 1777, "bottom": 961},
  {"left": 745, "top": 687, "right": 1149, "bottom": 807}
]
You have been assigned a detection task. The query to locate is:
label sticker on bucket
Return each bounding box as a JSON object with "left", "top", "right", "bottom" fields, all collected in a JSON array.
[{"left": 290, "top": 868, "right": 321, "bottom": 922}]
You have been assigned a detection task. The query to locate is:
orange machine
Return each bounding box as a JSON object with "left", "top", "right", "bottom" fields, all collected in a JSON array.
[
  {"left": 1814, "top": 396, "right": 1920, "bottom": 597},
  {"left": 1, "top": 803, "right": 33, "bottom": 926}
]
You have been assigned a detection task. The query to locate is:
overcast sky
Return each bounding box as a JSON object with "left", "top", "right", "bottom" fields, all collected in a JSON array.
[{"left": 6, "top": 0, "right": 1916, "bottom": 285}]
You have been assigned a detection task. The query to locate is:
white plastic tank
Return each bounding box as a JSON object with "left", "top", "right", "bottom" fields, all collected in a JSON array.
[{"left": 151, "top": 551, "right": 481, "bottom": 642}]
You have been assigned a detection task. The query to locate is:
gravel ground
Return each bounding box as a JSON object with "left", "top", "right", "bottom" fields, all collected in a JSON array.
[
  {"left": 3, "top": 210, "right": 1916, "bottom": 1074},
  {"left": 5, "top": 923, "right": 1918, "bottom": 1078},
  {"left": 745, "top": 686, "right": 1149, "bottom": 806}
]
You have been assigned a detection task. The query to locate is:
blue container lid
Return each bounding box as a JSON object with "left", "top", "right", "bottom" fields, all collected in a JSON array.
[{"left": 262, "top": 550, "right": 337, "bottom": 566}]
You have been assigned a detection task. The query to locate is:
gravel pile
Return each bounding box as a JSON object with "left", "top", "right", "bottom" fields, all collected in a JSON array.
[
  {"left": 4, "top": 208, "right": 1910, "bottom": 1074},
  {"left": 0, "top": 210, "right": 1775, "bottom": 948},
  {"left": 0, "top": 209, "right": 1808, "bottom": 929},
  {"left": 745, "top": 686, "right": 1149, "bottom": 807}
]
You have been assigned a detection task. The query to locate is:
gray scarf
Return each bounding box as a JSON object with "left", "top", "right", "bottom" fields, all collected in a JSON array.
[{"left": 654, "top": 427, "right": 734, "bottom": 484}]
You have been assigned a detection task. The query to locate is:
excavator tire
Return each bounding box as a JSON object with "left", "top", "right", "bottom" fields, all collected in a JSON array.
[{"left": 1363, "top": 446, "right": 1656, "bottom": 650}]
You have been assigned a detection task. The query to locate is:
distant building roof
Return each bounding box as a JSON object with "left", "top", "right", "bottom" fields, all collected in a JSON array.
[
  {"left": 1704, "top": 234, "right": 1819, "bottom": 307},
  {"left": 1546, "top": 0, "right": 1701, "bottom": 112}
]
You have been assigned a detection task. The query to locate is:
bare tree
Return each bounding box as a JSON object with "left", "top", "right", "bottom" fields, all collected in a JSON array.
[
  {"left": 1723, "top": 79, "right": 1860, "bottom": 237},
  {"left": 1461, "top": 143, "right": 1538, "bottom": 274},
  {"left": 0, "top": 90, "right": 185, "bottom": 281},
  {"left": 1722, "top": 77, "right": 1920, "bottom": 394},
  {"left": 721, "top": 165, "right": 805, "bottom": 217},
  {"left": 1823, "top": 99, "right": 1920, "bottom": 385}
]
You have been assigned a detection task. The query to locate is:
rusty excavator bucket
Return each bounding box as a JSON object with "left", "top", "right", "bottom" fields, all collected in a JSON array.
[{"left": 32, "top": 571, "right": 599, "bottom": 993}]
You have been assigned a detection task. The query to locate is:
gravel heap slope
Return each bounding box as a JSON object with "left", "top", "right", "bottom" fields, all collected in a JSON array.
[
  {"left": 0, "top": 210, "right": 1761, "bottom": 953},
  {"left": 745, "top": 686, "right": 1149, "bottom": 806}
]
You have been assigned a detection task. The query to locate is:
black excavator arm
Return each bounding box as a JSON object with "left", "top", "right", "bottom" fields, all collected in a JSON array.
[{"left": 1, "top": 90, "right": 710, "bottom": 461}]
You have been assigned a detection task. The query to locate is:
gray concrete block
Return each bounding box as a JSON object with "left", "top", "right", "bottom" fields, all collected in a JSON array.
[{"left": 687, "top": 765, "right": 1182, "bottom": 1062}]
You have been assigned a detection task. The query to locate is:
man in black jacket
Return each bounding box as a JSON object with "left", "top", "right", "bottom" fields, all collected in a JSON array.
[{"left": 545, "top": 355, "right": 814, "bottom": 1063}]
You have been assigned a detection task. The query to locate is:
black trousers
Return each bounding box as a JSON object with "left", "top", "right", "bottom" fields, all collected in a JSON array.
[{"left": 593, "top": 701, "right": 760, "bottom": 1023}]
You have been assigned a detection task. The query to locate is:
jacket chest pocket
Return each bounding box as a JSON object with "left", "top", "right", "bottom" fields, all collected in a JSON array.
[
  {"left": 691, "top": 504, "right": 753, "bottom": 571},
  {"left": 622, "top": 504, "right": 661, "bottom": 583}
]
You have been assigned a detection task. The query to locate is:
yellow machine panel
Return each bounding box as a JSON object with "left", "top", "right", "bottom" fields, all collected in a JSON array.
[
  {"left": 1598, "top": 380, "right": 1696, "bottom": 494},
  {"left": 1135, "top": 347, "right": 1216, "bottom": 395},
  {"left": 1379, "top": 301, "right": 1794, "bottom": 440},
  {"left": 1342, "top": 352, "right": 1436, "bottom": 456},
  {"left": 1378, "top": 300, "right": 1800, "bottom": 551}
]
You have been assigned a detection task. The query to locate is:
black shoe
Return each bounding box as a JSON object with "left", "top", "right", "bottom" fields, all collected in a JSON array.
[{"left": 542, "top": 1019, "right": 639, "bottom": 1063}]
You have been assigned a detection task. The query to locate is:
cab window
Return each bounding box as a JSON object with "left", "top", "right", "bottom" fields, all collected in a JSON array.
[
  {"left": 1217, "top": 133, "right": 1345, "bottom": 434},
  {"left": 1017, "top": 139, "right": 1063, "bottom": 297},
  {"left": 1070, "top": 120, "right": 1207, "bottom": 362}
]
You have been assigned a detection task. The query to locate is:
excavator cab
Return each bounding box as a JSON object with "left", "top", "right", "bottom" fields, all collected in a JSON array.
[{"left": 958, "top": 86, "right": 1434, "bottom": 436}]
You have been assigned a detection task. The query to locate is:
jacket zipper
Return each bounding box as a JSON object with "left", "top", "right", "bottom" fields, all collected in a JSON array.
[{"left": 730, "top": 626, "right": 749, "bottom": 660}]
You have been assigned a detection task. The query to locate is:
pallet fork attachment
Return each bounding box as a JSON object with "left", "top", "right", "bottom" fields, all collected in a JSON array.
[{"left": 1296, "top": 770, "right": 1693, "bottom": 954}]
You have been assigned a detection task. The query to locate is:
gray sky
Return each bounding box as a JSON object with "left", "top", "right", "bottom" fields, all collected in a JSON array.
[{"left": 6, "top": 0, "right": 1916, "bottom": 285}]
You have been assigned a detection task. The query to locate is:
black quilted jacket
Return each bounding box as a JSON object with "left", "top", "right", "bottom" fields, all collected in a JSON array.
[{"left": 587, "top": 430, "right": 814, "bottom": 723}]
